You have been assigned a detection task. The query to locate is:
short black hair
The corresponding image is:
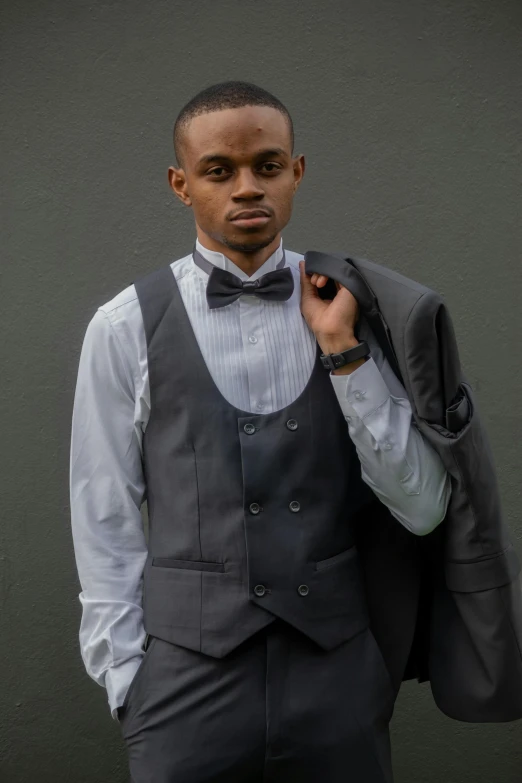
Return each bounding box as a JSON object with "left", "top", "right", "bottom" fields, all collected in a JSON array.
[{"left": 173, "top": 81, "right": 294, "bottom": 166}]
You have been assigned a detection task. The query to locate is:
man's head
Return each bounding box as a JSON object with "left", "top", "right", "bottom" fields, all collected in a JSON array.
[{"left": 168, "top": 82, "right": 305, "bottom": 265}]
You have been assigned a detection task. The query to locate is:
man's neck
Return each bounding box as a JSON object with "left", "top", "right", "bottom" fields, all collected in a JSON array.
[{"left": 196, "top": 230, "right": 282, "bottom": 277}]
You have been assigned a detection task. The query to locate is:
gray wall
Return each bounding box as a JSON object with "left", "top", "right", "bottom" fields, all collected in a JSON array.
[{"left": 1, "top": 1, "right": 521, "bottom": 781}]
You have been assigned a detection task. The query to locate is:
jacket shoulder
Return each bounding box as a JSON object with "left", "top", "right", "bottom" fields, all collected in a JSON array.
[{"left": 352, "top": 256, "right": 443, "bottom": 314}]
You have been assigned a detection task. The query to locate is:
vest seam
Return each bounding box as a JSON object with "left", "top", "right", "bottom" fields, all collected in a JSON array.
[
  {"left": 193, "top": 443, "right": 203, "bottom": 652},
  {"left": 199, "top": 570, "right": 203, "bottom": 652},
  {"left": 193, "top": 444, "right": 203, "bottom": 651},
  {"left": 192, "top": 444, "right": 202, "bottom": 561}
]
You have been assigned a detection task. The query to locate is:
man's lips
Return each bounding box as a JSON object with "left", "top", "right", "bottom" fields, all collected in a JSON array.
[{"left": 230, "top": 209, "right": 272, "bottom": 228}]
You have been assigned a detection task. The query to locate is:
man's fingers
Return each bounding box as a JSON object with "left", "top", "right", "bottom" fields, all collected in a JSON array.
[
  {"left": 304, "top": 268, "right": 329, "bottom": 289},
  {"left": 299, "top": 261, "right": 320, "bottom": 300},
  {"left": 310, "top": 274, "right": 329, "bottom": 288}
]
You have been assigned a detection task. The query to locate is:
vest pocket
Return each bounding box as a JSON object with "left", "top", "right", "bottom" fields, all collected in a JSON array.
[
  {"left": 315, "top": 546, "right": 357, "bottom": 571},
  {"left": 152, "top": 557, "right": 225, "bottom": 572},
  {"left": 144, "top": 561, "right": 232, "bottom": 654}
]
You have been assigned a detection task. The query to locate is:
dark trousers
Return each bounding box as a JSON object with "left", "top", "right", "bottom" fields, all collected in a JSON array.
[{"left": 118, "top": 620, "right": 396, "bottom": 783}]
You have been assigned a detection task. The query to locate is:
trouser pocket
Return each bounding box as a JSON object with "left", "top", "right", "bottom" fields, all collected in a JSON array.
[
  {"left": 365, "top": 628, "right": 398, "bottom": 720},
  {"left": 118, "top": 635, "right": 158, "bottom": 728}
]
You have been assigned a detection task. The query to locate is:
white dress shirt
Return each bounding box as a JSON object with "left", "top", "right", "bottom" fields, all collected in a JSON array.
[{"left": 69, "top": 238, "right": 451, "bottom": 718}]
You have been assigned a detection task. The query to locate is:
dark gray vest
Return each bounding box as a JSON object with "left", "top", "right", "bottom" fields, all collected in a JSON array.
[{"left": 134, "top": 261, "right": 376, "bottom": 658}]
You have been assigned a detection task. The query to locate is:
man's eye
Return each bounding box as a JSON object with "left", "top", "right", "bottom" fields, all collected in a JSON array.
[
  {"left": 208, "top": 167, "right": 228, "bottom": 177},
  {"left": 260, "top": 163, "right": 280, "bottom": 173}
]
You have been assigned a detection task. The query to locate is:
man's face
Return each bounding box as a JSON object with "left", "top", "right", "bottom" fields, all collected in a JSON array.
[{"left": 169, "top": 106, "right": 305, "bottom": 254}]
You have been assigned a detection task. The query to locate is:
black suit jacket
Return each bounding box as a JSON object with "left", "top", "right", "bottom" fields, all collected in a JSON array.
[{"left": 305, "top": 251, "right": 522, "bottom": 723}]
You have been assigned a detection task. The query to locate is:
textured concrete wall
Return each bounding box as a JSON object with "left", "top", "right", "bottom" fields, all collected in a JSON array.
[{"left": 1, "top": 1, "right": 521, "bottom": 781}]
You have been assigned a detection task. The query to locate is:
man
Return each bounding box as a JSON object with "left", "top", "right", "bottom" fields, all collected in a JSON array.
[{"left": 70, "top": 81, "right": 451, "bottom": 782}]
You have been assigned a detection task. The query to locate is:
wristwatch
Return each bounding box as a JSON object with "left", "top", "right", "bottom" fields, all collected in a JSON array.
[{"left": 320, "top": 340, "right": 370, "bottom": 371}]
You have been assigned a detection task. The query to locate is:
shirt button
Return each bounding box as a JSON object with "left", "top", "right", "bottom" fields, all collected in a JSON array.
[
  {"left": 289, "top": 501, "right": 301, "bottom": 513},
  {"left": 286, "top": 419, "right": 298, "bottom": 431},
  {"left": 243, "top": 423, "right": 256, "bottom": 435},
  {"left": 384, "top": 442, "right": 393, "bottom": 450},
  {"left": 354, "top": 391, "right": 365, "bottom": 401},
  {"left": 248, "top": 335, "right": 258, "bottom": 344},
  {"left": 256, "top": 402, "right": 265, "bottom": 411},
  {"left": 254, "top": 584, "right": 267, "bottom": 597},
  {"left": 298, "top": 584, "right": 309, "bottom": 596},
  {"left": 249, "top": 503, "right": 261, "bottom": 515}
]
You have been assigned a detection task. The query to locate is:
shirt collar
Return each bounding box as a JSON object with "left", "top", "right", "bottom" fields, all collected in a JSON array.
[{"left": 194, "top": 237, "right": 285, "bottom": 282}]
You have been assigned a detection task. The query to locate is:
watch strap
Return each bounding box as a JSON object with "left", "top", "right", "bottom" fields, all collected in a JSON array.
[{"left": 320, "top": 340, "right": 370, "bottom": 371}]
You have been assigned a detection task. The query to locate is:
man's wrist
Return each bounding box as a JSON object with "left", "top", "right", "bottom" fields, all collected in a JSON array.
[
  {"left": 319, "top": 334, "right": 366, "bottom": 375},
  {"left": 319, "top": 333, "right": 359, "bottom": 356}
]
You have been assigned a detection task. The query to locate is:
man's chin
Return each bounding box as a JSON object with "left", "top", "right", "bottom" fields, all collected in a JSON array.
[{"left": 221, "top": 231, "right": 279, "bottom": 254}]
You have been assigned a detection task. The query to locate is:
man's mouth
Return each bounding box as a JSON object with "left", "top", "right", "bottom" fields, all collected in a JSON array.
[{"left": 230, "top": 209, "right": 272, "bottom": 228}]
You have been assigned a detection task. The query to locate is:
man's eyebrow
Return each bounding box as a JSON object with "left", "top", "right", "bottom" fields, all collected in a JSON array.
[
  {"left": 255, "top": 147, "right": 288, "bottom": 159},
  {"left": 198, "top": 153, "right": 233, "bottom": 166},
  {"left": 198, "top": 148, "right": 289, "bottom": 166}
]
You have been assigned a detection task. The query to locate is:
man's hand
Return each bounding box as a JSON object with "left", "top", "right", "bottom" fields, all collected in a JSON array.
[
  {"left": 299, "top": 261, "right": 366, "bottom": 375},
  {"left": 299, "top": 256, "right": 360, "bottom": 341}
]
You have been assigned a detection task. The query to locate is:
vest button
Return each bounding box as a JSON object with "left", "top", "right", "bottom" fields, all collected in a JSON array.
[
  {"left": 254, "top": 584, "right": 267, "bottom": 597},
  {"left": 298, "top": 584, "right": 309, "bottom": 596},
  {"left": 289, "top": 500, "right": 301, "bottom": 513},
  {"left": 249, "top": 502, "right": 261, "bottom": 515},
  {"left": 243, "top": 423, "right": 256, "bottom": 435},
  {"left": 286, "top": 418, "right": 298, "bottom": 431}
]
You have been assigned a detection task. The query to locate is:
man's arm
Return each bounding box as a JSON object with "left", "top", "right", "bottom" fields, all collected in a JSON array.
[
  {"left": 70, "top": 309, "right": 147, "bottom": 719},
  {"left": 330, "top": 353, "right": 451, "bottom": 535},
  {"left": 299, "top": 261, "right": 451, "bottom": 535}
]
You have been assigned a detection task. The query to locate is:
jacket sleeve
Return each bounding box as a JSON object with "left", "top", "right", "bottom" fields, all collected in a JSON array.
[
  {"left": 402, "top": 291, "right": 516, "bottom": 565},
  {"left": 401, "top": 290, "right": 522, "bottom": 722}
]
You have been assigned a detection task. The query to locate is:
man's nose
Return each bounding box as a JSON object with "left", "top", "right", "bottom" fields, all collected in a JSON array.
[{"left": 231, "top": 169, "right": 265, "bottom": 200}]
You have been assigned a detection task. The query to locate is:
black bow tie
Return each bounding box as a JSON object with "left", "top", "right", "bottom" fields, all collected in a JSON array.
[{"left": 193, "top": 248, "right": 294, "bottom": 310}]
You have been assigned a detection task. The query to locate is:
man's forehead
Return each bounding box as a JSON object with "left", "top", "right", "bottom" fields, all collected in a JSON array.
[{"left": 184, "top": 106, "right": 291, "bottom": 150}]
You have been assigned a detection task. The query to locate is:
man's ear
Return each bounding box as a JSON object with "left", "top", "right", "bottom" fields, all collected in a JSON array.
[
  {"left": 293, "top": 153, "right": 305, "bottom": 190},
  {"left": 168, "top": 166, "right": 192, "bottom": 206}
]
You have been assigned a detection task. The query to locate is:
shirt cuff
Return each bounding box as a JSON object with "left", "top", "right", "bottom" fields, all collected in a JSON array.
[
  {"left": 329, "top": 356, "right": 391, "bottom": 420},
  {"left": 104, "top": 655, "right": 144, "bottom": 720}
]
